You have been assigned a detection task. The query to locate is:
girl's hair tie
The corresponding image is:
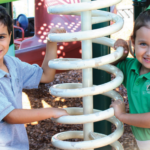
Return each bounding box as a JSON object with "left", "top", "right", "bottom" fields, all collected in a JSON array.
[{"left": 146, "top": 5, "right": 150, "bottom": 11}]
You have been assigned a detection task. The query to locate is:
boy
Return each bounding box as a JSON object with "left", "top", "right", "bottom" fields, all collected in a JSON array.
[{"left": 0, "top": 5, "right": 68, "bottom": 150}]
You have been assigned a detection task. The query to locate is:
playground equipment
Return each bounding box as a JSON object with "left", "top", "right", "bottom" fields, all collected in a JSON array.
[
  {"left": 14, "top": 0, "right": 81, "bottom": 68},
  {"left": 133, "top": 0, "right": 148, "bottom": 7},
  {"left": 48, "top": 0, "right": 124, "bottom": 149},
  {"left": 133, "top": 0, "right": 150, "bottom": 20}
]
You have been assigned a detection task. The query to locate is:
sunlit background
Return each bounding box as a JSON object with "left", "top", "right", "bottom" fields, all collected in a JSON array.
[{"left": 13, "top": 0, "right": 35, "bottom": 18}]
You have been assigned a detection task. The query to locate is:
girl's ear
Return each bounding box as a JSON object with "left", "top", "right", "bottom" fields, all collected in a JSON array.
[
  {"left": 129, "top": 36, "right": 135, "bottom": 58},
  {"left": 131, "top": 36, "right": 135, "bottom": 48}
]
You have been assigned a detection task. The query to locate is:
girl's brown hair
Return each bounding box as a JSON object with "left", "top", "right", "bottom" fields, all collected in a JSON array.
[{"left": 132, "top": 10, "right": 150, "bottom": 41}]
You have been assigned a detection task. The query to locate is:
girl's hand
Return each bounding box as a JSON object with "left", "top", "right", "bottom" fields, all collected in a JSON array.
[
  {"left": 50, "top": 27, "right": 66, "bottom": 34},
  {"left": 110, "top": 99, "right": 126, "bottom": 120},
  {"left": 51, "top": 108, "right": 69, "bottom": 119},
  {"left": 114, "top": 39, "right": 129, "bottom": 55}
]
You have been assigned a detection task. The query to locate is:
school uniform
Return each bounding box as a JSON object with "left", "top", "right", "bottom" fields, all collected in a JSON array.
[
  {"left": 0, "top": 55, "right": 43, "bottom": 150},
  {"left": 117, "top": 58, "right": 150, "bottom": 150}
]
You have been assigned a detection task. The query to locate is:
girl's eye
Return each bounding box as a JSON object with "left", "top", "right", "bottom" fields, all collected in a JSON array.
[
  {"left": 140, "top": 43, "right": 147, "bottom": 46},
  {"left": 0, "top": 36, "right": 4, "bottom": 39}
]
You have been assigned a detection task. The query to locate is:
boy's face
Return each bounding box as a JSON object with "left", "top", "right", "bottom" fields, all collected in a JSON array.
[
  {"left": 132, "top": 26, "right": 150, "bottom": 74},
  {"left": 0, "top": 23, "right": 11, "bottom": 62}
]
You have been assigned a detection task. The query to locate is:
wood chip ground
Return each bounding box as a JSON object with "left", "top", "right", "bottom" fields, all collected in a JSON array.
[{"left": 23, "top": 70, "right": 139, "bottom": 150}]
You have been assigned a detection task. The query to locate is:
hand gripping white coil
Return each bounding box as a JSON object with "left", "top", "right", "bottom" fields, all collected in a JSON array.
[{"left": 47, "top": 0, "right": 124, "bottom": 149}]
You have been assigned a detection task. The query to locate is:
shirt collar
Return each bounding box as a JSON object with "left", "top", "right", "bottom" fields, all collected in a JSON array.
[
  {"left": 131, "top": 58, "right": 150, "bottom": 79},
  {"left": 0, "top": 69, "right": 7, "bottom": 78},
  {"left": 0, "top": 56, "right": 12, "bottom": 79}
]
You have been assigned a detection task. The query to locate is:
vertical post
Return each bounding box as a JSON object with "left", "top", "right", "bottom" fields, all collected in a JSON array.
[
  {"left": 134, "top": 5, "right": 144, "bottom": 20},
  {"left": 92, "top": 7, "right": 111, "bottom": 150},
  {"left": 81, "top": 0, "right": 93, "bottom": 149},
  {"left": 133, "top": 0, "right": 150, "bottom": 20},
  {"left": 1, "top": 2, "right": 15, "bottom": 56}
]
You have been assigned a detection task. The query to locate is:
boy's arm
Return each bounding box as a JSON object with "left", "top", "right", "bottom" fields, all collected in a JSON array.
[
  {"left": 111, "top": 39, "right": 129, "bottom": 65},
  {"left": 40, "top": 27, "right": 66, "bottom": 83},
  {"left": 40, "top": 41, "right": 57, "bottom": 83},
  {"left": 3, "top": 108, "right": 68, "bottom": 124},
  {"left": 110, "top": 100, "right": 150, "bottom": 128}
]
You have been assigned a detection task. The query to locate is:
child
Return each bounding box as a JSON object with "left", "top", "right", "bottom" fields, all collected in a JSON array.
[
  {"left": 0, "top": 6, "right": 68, "bottom": 150},
  {"left": 110, "top": 7, "right": 150, "bottom": 150}
]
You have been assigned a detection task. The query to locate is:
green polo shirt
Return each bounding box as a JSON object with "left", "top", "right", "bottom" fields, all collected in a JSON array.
[{"left": 117, "top": 58, "right": 150, "bottom": 141}]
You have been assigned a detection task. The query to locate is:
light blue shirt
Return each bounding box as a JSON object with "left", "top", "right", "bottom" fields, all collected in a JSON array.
[{"left": 0, "top": 55, "right": 43, "bottom": 150}]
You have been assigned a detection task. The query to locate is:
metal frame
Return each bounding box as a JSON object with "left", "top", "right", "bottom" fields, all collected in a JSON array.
[{"left": 48, "top": 0, "right": 124, "bottom": 149}]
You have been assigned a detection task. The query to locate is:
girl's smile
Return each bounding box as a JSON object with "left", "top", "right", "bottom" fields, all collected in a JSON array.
[{"left": 143, "top": 57, "right": 150, "bottom": 63}]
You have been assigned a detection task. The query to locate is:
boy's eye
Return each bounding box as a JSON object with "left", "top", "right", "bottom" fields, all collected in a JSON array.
[{"left": 0, "top": 36, "right": 4, "bottom": 39}]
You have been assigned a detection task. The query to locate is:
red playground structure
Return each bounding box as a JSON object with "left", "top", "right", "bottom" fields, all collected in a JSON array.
[{"left": 14, "top": 0, "right": 82, "bottom": 67}]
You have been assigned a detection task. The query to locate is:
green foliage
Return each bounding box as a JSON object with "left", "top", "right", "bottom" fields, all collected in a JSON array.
[{"left": 0, "top": 0, "right": 18, "bottom": 4}]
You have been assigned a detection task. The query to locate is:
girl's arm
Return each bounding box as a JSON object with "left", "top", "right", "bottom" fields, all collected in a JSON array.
[
  {"left": 3, "top": 108, "right": 68, "bottom": 124},
  {"left": 110, "top": 100, "right": 150, "bottom": 128},
  {"left": 40, "top": 27, "right": 66, "bottom": 83},
  {"left": 112, "top": 39, "right": 129, "bottom": 65},
  {"left": 118, "top": 112, "right": 150, "bottom": 128}
]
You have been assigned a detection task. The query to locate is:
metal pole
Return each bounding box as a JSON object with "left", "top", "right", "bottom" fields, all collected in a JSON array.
[{"left": 81, "top": 0, "right": 93, "bottom": 148}]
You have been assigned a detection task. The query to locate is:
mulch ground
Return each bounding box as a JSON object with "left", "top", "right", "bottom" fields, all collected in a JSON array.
[{"left": 23, "top": 70, "right": 139, "bottom": 150}]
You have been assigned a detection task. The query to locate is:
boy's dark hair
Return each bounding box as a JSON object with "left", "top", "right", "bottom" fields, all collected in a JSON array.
[
  {"left": 132, "top": 9, "right": 150, "bottom": 40},
  {"left": 0, "top": 5, "right": 13, "bottom": 35}
]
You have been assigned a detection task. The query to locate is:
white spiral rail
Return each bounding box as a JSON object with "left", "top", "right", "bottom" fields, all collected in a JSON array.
[{"left": 47, "top": 0, "right": 124, "bottom": 149}]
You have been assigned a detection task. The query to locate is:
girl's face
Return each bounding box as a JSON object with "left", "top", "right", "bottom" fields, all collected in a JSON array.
[
  {"left": 132, "top": 25, "right": 150, "bottom": 74},
  {"left": 0, "top": 23, "right": 11, "bottom": 64}
]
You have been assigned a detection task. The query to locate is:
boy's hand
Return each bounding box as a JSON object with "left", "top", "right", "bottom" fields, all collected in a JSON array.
[
  {"left": 110, "top": 99, "right": 126, "bottom": 120},
  {"left": 51, "top": 108, "right": 69, "bottom": 119},
  {"left": 114, "top": 39, "right": 129, "bottom": 55},
  {"left": 50, "top": 27, "right": 66, "bottom": 34}
]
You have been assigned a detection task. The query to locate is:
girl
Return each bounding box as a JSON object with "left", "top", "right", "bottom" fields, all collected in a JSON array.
[{"left": 110, "top": 7, "right": 150, "bottom": 150}]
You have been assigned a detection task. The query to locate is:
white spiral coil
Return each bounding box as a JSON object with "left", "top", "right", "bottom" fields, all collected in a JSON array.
[{"left": 47, "top": 0, "right": 124, "bottom": 149}]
